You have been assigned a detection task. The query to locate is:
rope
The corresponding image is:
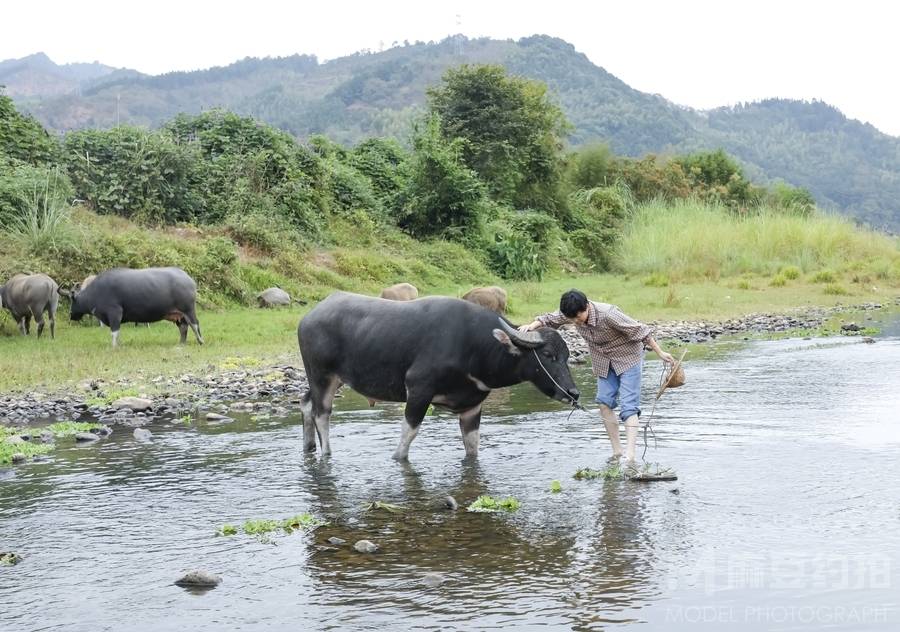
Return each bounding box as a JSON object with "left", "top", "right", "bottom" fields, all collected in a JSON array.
[
  {"left": 640, "top": 360, "right": 671, "bottom": 461},
  {"left": 531, "top": 349, "right": 585, "bottom": 412}
]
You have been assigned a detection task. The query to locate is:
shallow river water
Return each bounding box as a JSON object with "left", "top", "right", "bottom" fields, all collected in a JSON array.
[{"left": 2, "top": 324, "right": 899, "bottom": 631}]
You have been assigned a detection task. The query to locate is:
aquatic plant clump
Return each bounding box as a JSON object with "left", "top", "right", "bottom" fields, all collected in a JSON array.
[
  {"left": 573, "top": 465, "right": 624, "bottom": 481},
  {"left": 466, "top": 495, "right": 521, "bottom": 513},
  {"left": 364, "top": 501, "right": 405, "bottom": 514},
  {"left": 217, "top": 512, "right": 327, "bottom": 537},
  {"left": 549, "top": 480, "right": 562, "bottom": 493}
]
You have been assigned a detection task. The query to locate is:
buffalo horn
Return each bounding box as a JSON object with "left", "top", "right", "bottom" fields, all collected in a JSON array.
[{"left": 498, "top": 318, "right": 543, "bottom": 349}]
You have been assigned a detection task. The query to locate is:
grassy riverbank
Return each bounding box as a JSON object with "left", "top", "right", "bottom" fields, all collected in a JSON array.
[{"left": 1, "top": 273, "right": 894, "bottom": 393}]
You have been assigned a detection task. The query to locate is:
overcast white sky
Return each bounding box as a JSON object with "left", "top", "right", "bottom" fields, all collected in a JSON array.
[{"left": 3, "top": 0, "right": 898, "bottom": 135}]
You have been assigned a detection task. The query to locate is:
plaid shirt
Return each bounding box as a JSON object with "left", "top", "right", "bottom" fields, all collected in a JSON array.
[{"left": 537, "top": 301, "right": 653, "bottom": 378}]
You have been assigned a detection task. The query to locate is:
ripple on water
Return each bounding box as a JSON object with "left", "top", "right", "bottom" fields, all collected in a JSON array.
[{"left": 2, "top": 334, "right": 899, "bottom": 630}]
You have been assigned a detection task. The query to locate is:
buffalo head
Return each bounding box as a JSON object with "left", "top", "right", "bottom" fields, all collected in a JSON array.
[{"left": 493, "top": 319, "right": 580, "bottom": 405}]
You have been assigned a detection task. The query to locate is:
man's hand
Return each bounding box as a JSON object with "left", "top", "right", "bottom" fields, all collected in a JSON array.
[
  {"left": 518, "top": 320, "right": 541, "bottom": 333},
  {"left": 658, "top": 351, "right": 675, "bottom": 365}
]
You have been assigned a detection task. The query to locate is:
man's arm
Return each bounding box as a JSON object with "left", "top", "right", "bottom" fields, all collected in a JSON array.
[
  {"left": 519, "top": 310, "right": 568, "bottom": 332},
  {"left": 607, "top": 307, "right": 675, "bottom": 364}
]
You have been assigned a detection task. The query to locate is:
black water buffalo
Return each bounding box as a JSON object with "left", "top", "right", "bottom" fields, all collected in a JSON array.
[
  {"left": 0, "top": 273, "right": 59, "bottom": 338},
  {"left": 65, "top": 267, "right": 203, "bottom": 347},
  {"left": 297, "top": 291, "right": 580, "bottom": 460}
]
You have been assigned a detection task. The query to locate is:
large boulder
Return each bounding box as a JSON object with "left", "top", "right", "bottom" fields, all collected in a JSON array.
[{"left": 112, "top": 396, "right": 153, "bottom": 412}]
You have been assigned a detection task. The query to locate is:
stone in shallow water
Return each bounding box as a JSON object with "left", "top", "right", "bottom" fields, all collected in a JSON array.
[
  {"left": 10, "top": 453, "right": 26, "bottom": 464},
  {"left": 353, "top": 540, "right": 378, "bottom": 553},
  {"left": 74, "top": 432, "right": 100, "bottom": 442},
  {"left": 444, "top": 496, "right": 458, "bottom": 511},
  {"left": 205, "top": 413, "right": 232, "bottom": 421},
  {"left": 4, "top": 435, "right": 25, "bottom": 445},
  {"left": 174, "top": 570, "right": 221, "bottom": 588},
  {"left": 327, "top": 537, "right": 346, "bottom": 546},
  {"left": 133, "top": 428, "right": 153, "bottom": 442},
  {"left": 422, "top": 573, "right": 445, "bottom": 588}
]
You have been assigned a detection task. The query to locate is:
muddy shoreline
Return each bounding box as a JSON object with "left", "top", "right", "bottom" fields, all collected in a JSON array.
[{"left": 0, "top": 300, "right": 895, "bottom": 429}]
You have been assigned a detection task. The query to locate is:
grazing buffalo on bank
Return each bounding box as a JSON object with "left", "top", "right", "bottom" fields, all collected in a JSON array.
[
  {"left": 380, "top": 282, "right": 418, "bottom": 301},
  {"left": 462, "top": 286, "right": 508, "bottom": 314},
  {"left": 65, "top": 267, "right": 203, "bottom": 347},
  {"left": 297, "top": 292, "right": 580, "bottom": 460},
  {"left": 0, "top": 273, "right": 59, "bottom": 338}
]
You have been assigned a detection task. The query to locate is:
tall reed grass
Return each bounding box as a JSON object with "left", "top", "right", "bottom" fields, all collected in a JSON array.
[{"left": 617, "top": 199, "right": 900, "bottom": 282}]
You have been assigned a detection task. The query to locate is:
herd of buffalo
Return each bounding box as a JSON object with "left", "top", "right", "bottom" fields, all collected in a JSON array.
[
  {"left": 0, "top": 268, "right": 508, "bottom": 347},
  {"left": 2, "top": 266, "right": 576, "bottom": 459}
]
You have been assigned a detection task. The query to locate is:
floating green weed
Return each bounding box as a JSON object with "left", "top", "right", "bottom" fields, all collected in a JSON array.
[
  {"left": 549, "top": 480, "right": 562, "bottom": 493},
  {"left": 1, "top": 552, "right": 22, "bottom": 565},
  {"left": 217, "top": 513, "right": 326, "bottom": 538},
  {"left": 217, "top": 524, "right": 238, "bottom": 536},
  {"left": 467, "top": 495, "right": 521, "bottom": 513},
  {"left": 364, "top": 501, "right": 405, "bottom": 514}
]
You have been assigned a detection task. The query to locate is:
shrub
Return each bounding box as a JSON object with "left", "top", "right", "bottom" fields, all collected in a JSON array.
[
  {"left": 643, "top": 273, "right": 670, "bottom": 287},
  {"left": 823, "top": 283, "right": 849, "bottom": 295},
  {"left": 810, "top": 269, "right": 837, "bottom": 283},
  {"left": 737, "top": 279, "right": 752, "bottom": 290},
  {"left": 770, "top": 274, "right": 787, "bottom": 287},
  {"left": 487, "top": 211, "right": 558, "bottom": 280},
  {"left": 780, "top": 265, "right": 801, "bottom": 280},
  {"left": 397, "top": 115, "right": 489, "bottom": 240}
]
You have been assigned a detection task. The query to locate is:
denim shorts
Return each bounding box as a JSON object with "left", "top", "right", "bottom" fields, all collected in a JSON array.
[{"left": 595, "top": 361, "right": 642, "bottom": 421}]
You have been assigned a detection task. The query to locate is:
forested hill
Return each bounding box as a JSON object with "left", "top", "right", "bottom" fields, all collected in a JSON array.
[{"left": 4, "top": 36, "right": 899, "bottom": 230}]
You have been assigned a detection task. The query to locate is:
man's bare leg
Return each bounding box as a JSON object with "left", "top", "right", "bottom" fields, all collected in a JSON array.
[
  {"left": 599, "top": 404, "right": 622, "bottom": 460},
  {"left": 624, "top": 415, "right": 640, "bottom": 463}
]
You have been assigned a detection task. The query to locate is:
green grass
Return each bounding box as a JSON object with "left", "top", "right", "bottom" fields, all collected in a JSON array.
[
  {"left": 43, "top": 421, "right": 103, "bottom": 437},
  {"left": 0, "top": 438, "right": 53, "bottom": 465},
  {"left": 1, "top": 275, "right": 894, "bottom": 394},
  {"left": 618, "top": 199, "right": 900, "bottom": 281}
]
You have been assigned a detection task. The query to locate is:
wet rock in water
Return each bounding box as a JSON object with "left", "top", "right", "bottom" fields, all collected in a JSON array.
[
  {"left": 862, "top": 337, "right": 876, "bottom": 344},
  {"left": 10, "top": 453, "right": 27, "bottom": 464},
  {"left": 444, "top": 496, "right": 459, "bottom": 511},
  {"left": 354, "top": 540, "right": 378, "bottom": 553},
  {"left": 174, "top": 570, "right": 221, "bottom": 588},
  {"left": 840, "top": 322, "right": 861, "bottom": 332},
  {"left": 113, "top": 397, "right": 153, "bottom": 412},
  {"left": 74, "top": 432, "right": 100, "bottom": 442},
  {"left": 40, "top": 431, "right": 54, "bottom": 444},
  {"left": 327, "top": 537, "right": 346, "bottom": 546},
  {"left": 4, "top": 435, "right": 25, "bottom": 445},
  {"left": 205, "top": 413, "right": 232, "bottom": 422},
  {"left": 1, "top": 552, "right": 22, "bottom": 565},
  {"left": 133, "top": 428, "right": 153, "bottom": 442},
  {"left": 422, "top": 573, "right": 445, "bottom": 588},
  {"left": 94, "top": 426, "right": 112, "bottom": 437}
]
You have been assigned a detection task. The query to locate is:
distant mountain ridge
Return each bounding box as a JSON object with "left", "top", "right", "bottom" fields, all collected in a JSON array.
[{"left": 2, "top": 37, "right": 898, "bottom": 230}]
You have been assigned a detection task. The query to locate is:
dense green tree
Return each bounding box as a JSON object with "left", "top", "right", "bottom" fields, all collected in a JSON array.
[
  {"left": 396, "top": 115, "right": 488, "bottom": 240},
  {"left": 0, "top": 93, "right": 58, "bottom": 165},
  {"left": 426, "top": 64, "right": 571, "bottom": 212}
]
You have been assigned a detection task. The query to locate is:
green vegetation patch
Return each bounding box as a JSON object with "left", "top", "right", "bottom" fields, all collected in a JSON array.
[
  {"left": 0, "top": 439, "right": 53, "bottom": 465},
  {"left": 466, "top": 495, "right": 521, "bottom": 513},
  {"left": 823, "top": 283, "right": 849, "bottom": 295},
  {"left": 811, "top": 270, "right": 837, "bottom": 284},
  {"left": 549, "top": 480, "right": 562, "bottom": 493},
  {"left": 44, "top": 421, "right": 103, "bottom": 438},
  {"left": 1, "top": 552, "right": 23, "bottom": 565}
]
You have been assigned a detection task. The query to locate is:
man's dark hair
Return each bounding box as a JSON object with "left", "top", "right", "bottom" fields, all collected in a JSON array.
[{"left": 560, "top": 289, "right": 589, "bottom": 318}]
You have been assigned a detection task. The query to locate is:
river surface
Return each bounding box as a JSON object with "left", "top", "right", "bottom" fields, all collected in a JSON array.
[{"left": 2, "top": 323, "right": 899, "bottom": 631}]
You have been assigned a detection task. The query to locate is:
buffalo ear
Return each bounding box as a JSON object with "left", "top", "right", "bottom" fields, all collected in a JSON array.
[{"left": 492, "top": 329, "right": 521, "bottom": 355}]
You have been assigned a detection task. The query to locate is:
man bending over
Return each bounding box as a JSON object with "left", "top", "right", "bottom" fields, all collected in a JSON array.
[{"left": 520, "top": 289, "right": 674, "bottom": 464}]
